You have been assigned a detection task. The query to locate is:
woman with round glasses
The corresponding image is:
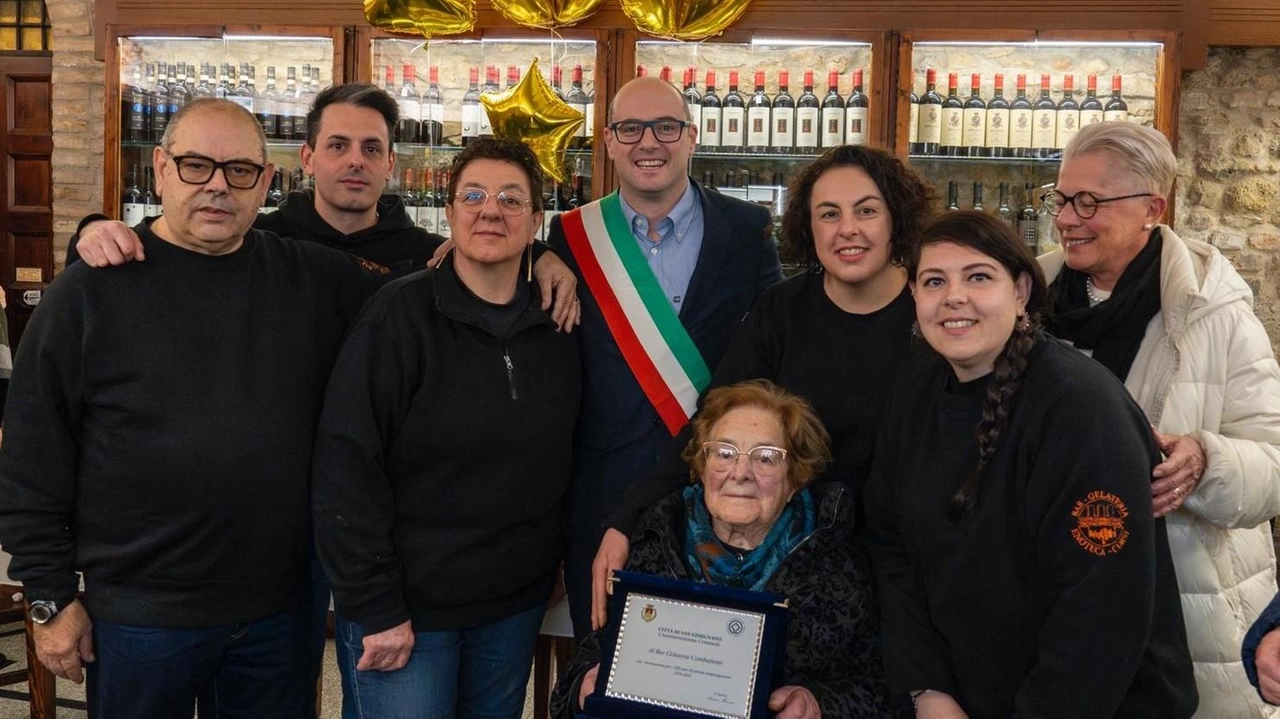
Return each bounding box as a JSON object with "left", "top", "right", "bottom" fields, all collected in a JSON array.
[
  {"left": 1040, "top": 121, "right": 1280, "bottom": 717},
  {"left": 312, "top": 137, "right": 581, "bottom": 719},
  {"left": 553, "top": 379, "right": 897, "bottom": 719}
]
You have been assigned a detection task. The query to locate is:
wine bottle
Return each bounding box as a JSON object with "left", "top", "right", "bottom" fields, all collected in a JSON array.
[
  {"left": 398, "top": 64, "right": 423, "bottom": 144},
  {"left": 436, "top": 168, "right": 452, "bottom": 239},
  {"left": 586, "top": 82, "right": 596, "bottom": 150},
  {"left": 419, "top": 168, "right": 438, "bottom": 233},
  {"left": 971, "top": 181, "right": 984, "bottom": 212},
  {"left": 479, "top": 65, "right": 500, "bottom": 138},
  {"left": 1055, "top": 74, "right": 1080, "bottom": 154},
  {"left": 917, "top": 68, "right": 943, "bottom": 156},
  {"left": 401, "top": 167, "right": 422, "bottom": 226},
  {"left": 908, "top": 73, "right": 921, "bottom": 155},
  {"left": 658, "top": 65, "right": 672, "bottom": 84},
  {"left": 986, "top": 73, "right": 1010, "bottom": 158},
  {"left": 122, "top": 165, "right": 144, "bottom": 225},
  {"left": 292, "top": 66, "right": 315, "bottom": 140},
  {"left": 422, "top": 66, "right": 444, "bottom": 146},
  {"left": 279, "top": 67, "right": 299, "bottom": 139},
  {"left": 259, "top": 67, "right": 279, "bottom": 140},
  {"left": 845, "top": 68, "right": 868, "bottom": 146},
  {"left": 1031, "top": 73, "right": 1057, "bottom": 159},
  {"left": 506, "top": 65, "right": 521, "bottom": 90},
  {"left": 683, "top": 67, "right": 702, "bottom": 137},
  {"left": 168, "top": 63, "right": 188, "bottom": 134},
  {"left": 461, "top": 67, "right": 481, "bottom": 146},
  {"left": 1010, "top": 73, "right": 1033, "bottom": 159},
  {"left": 566, "top": 64, "right": 591, "bottom": 149},
  {"left": 635, "top": 64, "right": 647, "bottom": 78},
  {"left": 946, "top": 180, "right": 960, "bottom": 211},
  {"left": 551, "top": 64, "right": 565, "bottom": 100},
  {"left": 721, "top": 70, "right": 746, "bottom": 151},
  {"left": 1018, "top": 183, "right": 1039, "bottom": 251},
  {"left": 150, "top": 61, "right": 169, "bottom": 143},
  {"left": 264, "top": 173, "right": 284, "bottom": 213},
  {"left": 123, "top": 64, "right": 147, "bottom": 142},
  {"left": 961, "top": 73, "right": 986, "bottom": 158},
  {"left": 940, "top": 73, "right": 964, "bottom": 157},
  {"left": 233, "top": 63, "right": 254, "bottom": 114},
  {"left": 795, "top": 70, "right": 820, "bottom": 153},
  {"left": 700, "top": 70, "right": 722, "bottom": 150},
  {"left": 772, "top": 70, "right": 795, "bottom": 154},
  {"left": 1104, "top": 74, "right": 1129, "bottom": 122},
  {"left": 820, "top": 69, "right": 844, "bottom": 149},
  {"left": 568, "top": 170, "right": 588, "bottom": 209},
  {"left": 541, "top": 179, "right": 563, "bottom": 242},
  {"left": 746, "top": 70, "right": 771, "bottom": 154},
  {"left": 1080, "top": 74, "right": 1104, "bottom": 127},
  {"left": 216, "top": 63, "right": 234, "bottom": 99},
  {"left": 143, "top": 168, "right": 161, "bottom": 218},
  {"left": 996, "top": 181, "right": 1014, "bottom": 226}
]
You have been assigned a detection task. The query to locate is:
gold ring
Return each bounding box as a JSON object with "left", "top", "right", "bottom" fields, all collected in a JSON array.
[{"left": 1173, "top": 486, "right": 1181, "bottom": 497}]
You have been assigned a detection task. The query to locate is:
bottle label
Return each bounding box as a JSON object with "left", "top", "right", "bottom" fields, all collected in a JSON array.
[
  {"left": 772, "top": 107, "right": 794, "bottom": 148},
  {"left": 721, "top": 107, "right": 745, "bottom": 147},
  {"left": 427, "top": 102, "right": 444, "bottom": 123},
  {"left": 985, "top": 109, "right": 1010, "bottom": 148},
  {"left": 747, "top": 107, "right": 770, "bottom": 147},
  {"left": 227, "top": 95, "right": 254, "bottom": 113},
  {"left": 1032, "top": 109, "right": 1056, "bottom": 148},
  {"left": 401, "top": 98, "right": 421, "bottom": 122},
  {"left": 700, "top": 107, "right": 721, "bottom": 147},
  {"left": 918, "top": 104, "right": 941, "bottom": 145},
  {"left": 585, "top": 103, "right": 595, "bottom": 139},
  {"left": 144, "top": 203, "right": 162, "bottom": 218},
  {"left": 1104, "top": 109, "right": 1128, "bottom": 123},
  {"left": 571, "top": 102, "right": 589, "bottom": 138},
  {"left": 479, "top": 105, "right": 494, "bottom": 136},
  {"left": 439, "top": 211, "right": 451, "bottom": 239},
  {"left": 687, "top": 103, "right": 701, "bottom": 135},
  {"left": 1080, "top": 109, "right": 1104, "bottom": 126},
  {"left": 1010, "top": 109, "right": 1033, "bottom": 148},
  {"left": 908, "top": 103, "right": 919, "bottom": 144},
  {"left": 962, "top": 108, "right": 985, "bottom": 148},
  {"left": 821, "top": 107, "right": 844, "bottom": 147},
  {"left": 941, "top": 107, "right": 963, "bottom": 147},
  {"left": 260, "top": 206, "right": 279, "bottom": 214},
  {"left": 795, "top": 107, "right": 819, "bottom": 147},
  {"left": 462, "top": 104, "right": 480, "bottom": 137},
  {"left": 846, "top": 107, "right": 867, "bottom": 145},
  {"left": 1055, "top": 110, "right": 1079, "bottom": 149},
  {"left": 122, "top": 202, "right": 145, "bottom": 226}
]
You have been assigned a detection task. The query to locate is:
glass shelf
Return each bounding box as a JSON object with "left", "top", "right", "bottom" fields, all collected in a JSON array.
[
  {"left": 908, "top": 154, "right": 1062, "bottom": 165},
  {"left": 692, "top": 150, "right": 825, "bottom": 161}
]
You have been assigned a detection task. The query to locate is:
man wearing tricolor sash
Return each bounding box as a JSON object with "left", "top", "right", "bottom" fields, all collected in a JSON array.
[{"left": 548, "top": 76, "right": 782, "bottom": 639}]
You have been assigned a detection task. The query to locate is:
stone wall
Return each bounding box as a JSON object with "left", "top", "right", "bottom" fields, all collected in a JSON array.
[
  {"left": 1175, "top": 47, "right": 1280, "bottom": 350},
  {"left": 47, "top": 0, "right": 102, "bottom": 266}
]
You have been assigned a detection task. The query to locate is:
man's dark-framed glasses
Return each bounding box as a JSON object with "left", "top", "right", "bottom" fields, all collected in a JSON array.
[
  {"left": 607, "top": 119, "right": 690, "bottom": 144},
  {"left": 168, "top": 153, "right": 266, "bottom": 190},
  {"left": 1042, "top": 189, "right": 1153, "bottom": 219}
]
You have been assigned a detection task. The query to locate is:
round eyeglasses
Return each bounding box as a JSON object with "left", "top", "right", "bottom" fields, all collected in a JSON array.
[
  {"left": 167, "top": 153, "right": 266, "bottom": 190},
  {"left": 701, "top": 441, "right": 788, "bottom": 477},
  {"left": 454, "top": 188, "right": 534, "bottom": 216},
  {"left": 1042, "top": 190, "right": 1153, "bottom": 220},
  {"left": 607, "top": 119, "right": 690, "bottom": 144}
]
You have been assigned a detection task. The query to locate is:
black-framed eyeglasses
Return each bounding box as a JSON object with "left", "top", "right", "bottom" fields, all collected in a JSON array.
[
  {"left": 167, "top": 152, "right": 267, "bottom": 190},
  {"left": 453, "top": 188, "right": 534, "bottom": 216},
  {"left": 607, "top": 119, "right": 690, "bottom": 144},
  {"left": 701, "top": 441, "right": 788, "bottom": 477},
  {"left": 1042, "top": 189, "right": 1153, "bottom": 219}
]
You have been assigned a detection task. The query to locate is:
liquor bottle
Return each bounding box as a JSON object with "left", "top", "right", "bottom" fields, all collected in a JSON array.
[
  {"left": 1104, "top": 74, "right": 1129, "bottom": 122},
  {"left": 122, "top": 166, "right": 144, "bottom": 225},
  {"left": 940, "top": 73, "right": 964, "bottom": 156},
  {"left": 280, "top": 67, "right": 300, "bottom": 140},
  {"left": 566, "top": 64, "right": 591, "bottom": 149},
  {"left": 1080, "top": 74, "right": 1105, "bottom": 127},
  {"left": 461, "top": 67, "right": 481, "bottom": 146},
  {"left": 946, "top": 180, "right": 960, "bottom": 211},
  {"left": 150, "top": 61, "right": 170, "bottom": 142},
  {"left": 398, "top": 64, "right": 422, "bottom": 144},
  {"left": 122, "top": 64, "right": 147, "bottom": 142},
  {"left": 184, "top": 62, "right": 196, "bottom": 95},
  {"left": 986, "top": 73, "right": 1010, "bottom": 158},
  {"left": 401, "top": 167, "right": 422, "bottom": 226},
  {"left": 143, "top": 168, "right": 161, "bottom": 217},
  {"left": 168, "top": 63, "right": 188, "bottom": 132},
  {"left": 845, "top": 68, "right": 868, "bottom": 146},
  {"left": 1010, "top": 73, "right": 1033, "bottom": 158},
  {"left": 506, "top": 65, "right": 521, "bottom": 90},
  {"left": 422, "top": 66, "right": 445, "bottom": 146},
  {"left": 292, "top": 66, "right": 315, "bottom": 140},
  {"left": 551, "top": 64, "right": 565, "bottom": 100},
  {"left": 971, "top": 181, "right": 984, "bottom": 212},
  {"left": 259, "top": 66, "right": 279, "bottom": 140},
  {"left": 700, "top": 70, "right": 721, "bottom": 150},
  {"left": 1055, "top": 74, "right": 1080, "bottom": 154},
  {"left": 996, "top": 181, "right": 1014, "bottom": 226},
  {"left": 264, "top": 173, "right": 284, "bottom": 213},
  {"left": 908, "top": 73, "right": 921, "bottom": 155},
  {"left": 232, "top": 63, "right": 254, "bottom": 115},
  {"left": 1036, "top": 190, "right": 1058, "bottom": 255},
  {"left": 795, "top": 70, "right": 820, "bottom": 154},
  {"left": 721, "top": 70, "right": 746, "bottom": 151},
  {"left": 746, "top": 70, "right": 771, "bottom": 154},
  {"left": 917, "top": 68, "right": 943, "bottom": 156},
  {"left": 1018, "top": 183, "right": 1039, "bottom": 251},
  {"left": 479, "top": 65, "right": 500, "bottom": 138},
  {"left": 682, "top": 67, "right": 701, "bottom": 137},
  {"left": 1031, "top": 74, "right": 1057, "bottom": 159},
  {"left": 771, "top": 70, "right": 795, "bottom": 154},
  {"left": 961, "top": 73, "right": 987, "bottom": 158},
  {"left": 216, "top": 63, "right": 234, "bottom": 98},
  {"left": 820, "top": 69, "right": 844, "bottom": 149}
]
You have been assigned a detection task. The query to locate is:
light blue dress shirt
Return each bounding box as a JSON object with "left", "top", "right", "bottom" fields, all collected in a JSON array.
[{"left": 617, "top": 180, "right": 705, "bottom": 313}]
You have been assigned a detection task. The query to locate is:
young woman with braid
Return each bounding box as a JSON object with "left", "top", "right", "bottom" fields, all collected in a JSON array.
[{"left": 864, "top": 211, "right": 1196, "bottom": 719}]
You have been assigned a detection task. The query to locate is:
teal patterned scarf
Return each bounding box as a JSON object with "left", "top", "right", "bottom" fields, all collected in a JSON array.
[{"left": 682, "top": 483, "right": 815, "bottom": 591}]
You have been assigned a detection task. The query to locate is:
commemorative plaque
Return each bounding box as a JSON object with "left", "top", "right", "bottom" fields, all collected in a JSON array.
[{"left": 582, "top": 571, "right": 788, "bottom": 719}]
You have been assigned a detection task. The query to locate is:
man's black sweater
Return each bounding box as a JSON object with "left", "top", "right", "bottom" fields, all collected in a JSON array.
[{"left": 0, "top": 227, "right": 376, "bottom": 627}]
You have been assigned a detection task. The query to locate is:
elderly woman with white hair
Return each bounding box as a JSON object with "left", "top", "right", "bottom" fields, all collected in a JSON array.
[{"left": 1042, "top": 120, "right": 1280, "bottom": 717}]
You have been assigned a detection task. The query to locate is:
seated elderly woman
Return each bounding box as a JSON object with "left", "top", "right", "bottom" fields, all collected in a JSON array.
[{"left": 550, "top": 379, "right": 895, "bottom": 719}]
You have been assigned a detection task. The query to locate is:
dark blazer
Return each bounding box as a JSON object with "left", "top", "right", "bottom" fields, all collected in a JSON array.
[{"left": 547, "top": 179, "right": 781, "bottom": 562}]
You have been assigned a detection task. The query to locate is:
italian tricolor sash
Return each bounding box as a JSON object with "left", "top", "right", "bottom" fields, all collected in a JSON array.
[{"left": 561, "top": 193, "right": 711, "bottom": 436}]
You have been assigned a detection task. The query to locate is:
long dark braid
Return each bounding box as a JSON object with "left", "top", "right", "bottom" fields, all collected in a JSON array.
[{"left": 948, "top": 315, "right": 1043, "bottom": 524}]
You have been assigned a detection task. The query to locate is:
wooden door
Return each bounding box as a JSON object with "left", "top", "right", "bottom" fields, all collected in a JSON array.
[{"left": 0, "top": 53, "right": 52, "bottom": 349}]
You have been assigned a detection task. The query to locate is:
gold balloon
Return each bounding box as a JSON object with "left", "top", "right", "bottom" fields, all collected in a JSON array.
[
  {"left": 363, "top": 0, "right": 475, "bottom": 39},
  {"left": 481, "top": 58, "right": 585, "bottom": 184},
  {"left": 491, "top": 0, "right": 605, "bottom": 28},
  {"left": 620, "top": 0, "right": 752, "bottom": 41}
]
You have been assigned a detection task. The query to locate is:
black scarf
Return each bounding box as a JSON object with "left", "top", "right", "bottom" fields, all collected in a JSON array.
[{"left": 1045, "top": 228, "right": 1164, "bottom": 381}]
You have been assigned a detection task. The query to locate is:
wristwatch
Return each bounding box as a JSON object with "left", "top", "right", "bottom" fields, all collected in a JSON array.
[{"left": 28, "top": 599, "right": 66, "bottom": 625}]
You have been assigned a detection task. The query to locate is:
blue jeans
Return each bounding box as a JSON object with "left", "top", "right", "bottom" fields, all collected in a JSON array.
[
  {"left": 86, "top": 603, "right": 311, "bottom": 719},
  {"left": 336, "top": 604, "right": 544, "bottom": 719}
]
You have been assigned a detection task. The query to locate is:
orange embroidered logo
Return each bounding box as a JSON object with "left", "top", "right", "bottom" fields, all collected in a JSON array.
[{"left": 1071, "top": 490, "right": 1130, "bottom": 556}]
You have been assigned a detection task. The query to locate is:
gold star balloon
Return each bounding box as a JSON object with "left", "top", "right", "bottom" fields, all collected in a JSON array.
[
  {"left": 620, "top": 0, "right": 753, "bottom": 41},
  {"left": 491, "top": 0, "right": 606, "bottom": 29},
  {"left": 481, "top": 58, "right": 585, "bottom": 184},
  {"left": 363, "top": 0, "right": 475, "bottom": 39}
]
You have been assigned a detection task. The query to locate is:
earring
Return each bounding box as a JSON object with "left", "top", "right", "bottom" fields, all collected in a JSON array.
[
  {"left": 1016, "top": 314, "right": 1031, "bottom": 331},
  {"left": 910, "top": 320, "right": 922, "bottom": 338},
  {"left": 526, "top": 242, "right": 534, "bottom": 283},
  {"left": 1143, "top": 223, "right": 1153, "bottom": 230}
]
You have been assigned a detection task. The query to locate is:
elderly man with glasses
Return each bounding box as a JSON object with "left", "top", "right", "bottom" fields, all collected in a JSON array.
[
  {"left": 0, "top": 98, "right": 380, "bottom": 719},
  {"left": 545, "top": 75, "right": 783, "bottom": 640}
]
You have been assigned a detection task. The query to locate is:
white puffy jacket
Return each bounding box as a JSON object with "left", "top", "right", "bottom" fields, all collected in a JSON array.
[{"left": 1042, "top": 226, "right": 1280, "bottom": 718}]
